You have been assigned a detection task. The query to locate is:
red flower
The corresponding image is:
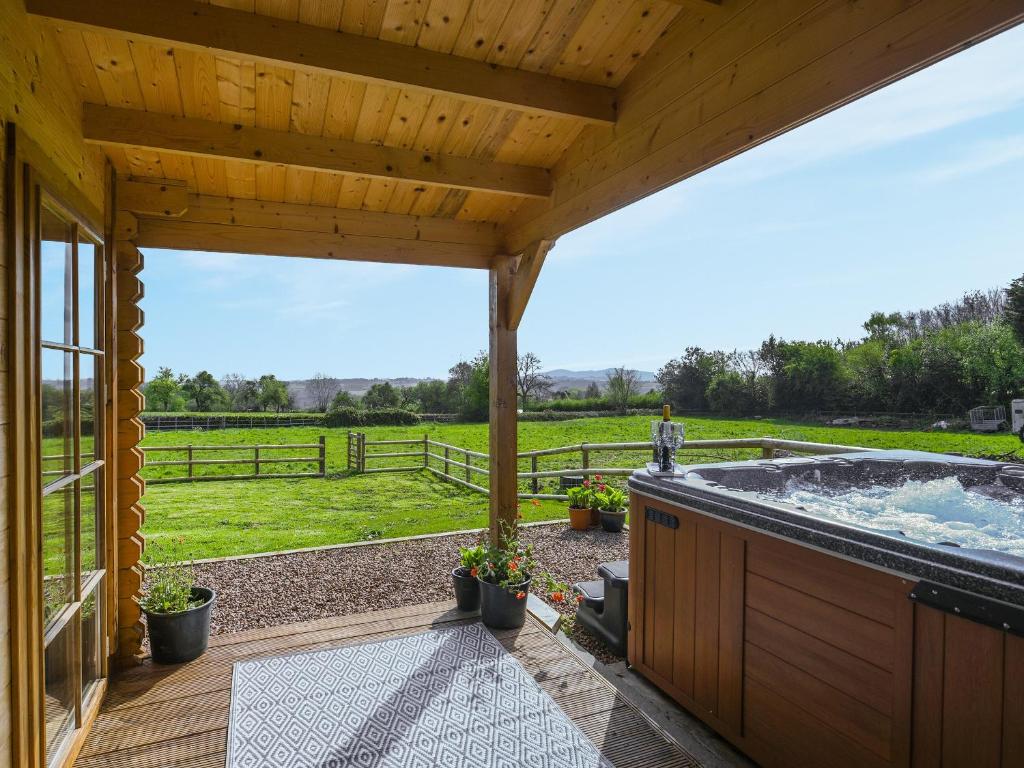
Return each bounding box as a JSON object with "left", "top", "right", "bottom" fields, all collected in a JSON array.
[
  {"left": 575, "top": 594, "right": 584, "bottom": 604},
  {"left": 599, "top": 484, "right": 607, "bottom": 492},
  {"left": 516, "top": 591, "right": 526, "bottom": 600},
  {"left": 470, "top": 567, "right": 478, "bottom": 578},
  {"left": 594, "top": 474, "right": 603, "bottom": 482},
  {"left": 551, "top": 591, "right": 564, "bottom": 603},
  {"left": 582, "top": 480, "right": 591, "bottom": 488},
  {"left": 508, "top": 561, "right": 519, "bottom": 572},
  {"left": 531, "top": 498, "right": 541, "bottom": 507}
]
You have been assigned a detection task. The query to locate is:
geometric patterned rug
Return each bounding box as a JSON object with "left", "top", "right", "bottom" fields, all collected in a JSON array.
[{"left": 227, "top": 622, "right": 616, "bottom": 768}]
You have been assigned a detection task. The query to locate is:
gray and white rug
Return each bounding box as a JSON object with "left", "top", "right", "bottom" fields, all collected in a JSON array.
[{"left": 227, "top": 622, "right": 614, "bottom": 768}]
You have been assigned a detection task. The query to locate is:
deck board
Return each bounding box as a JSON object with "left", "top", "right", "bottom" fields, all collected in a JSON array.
[{"left": 76, "top": 601, "right": 697, "bottom": 768}]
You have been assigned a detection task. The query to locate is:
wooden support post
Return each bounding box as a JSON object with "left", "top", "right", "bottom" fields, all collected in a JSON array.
[
  {"left": 489, "top": 254, "right": 518, "bottom": 543},
  {"left": 319, "top": 435, "right": 326, "bottom": 476},
  {"left": 582, "top": 445, "right": 590, "bottom": 477},
  {"left": 762, "top": 443, "right": 775, "bottom": 460},
  {"left": 465, "top": 450, "right": 472, "bottom": 483},
  {"left": 444, "top": 447, "right": 451, "bottom": 478},
  {"left": 359, "top": 433, "right": 366, "bottom": 472},
  {"left": 531, "top": 456, "right": 539, "bottom": 495},
  {"left": 254, "top": 446, "right": 261, "bottom": 476},
  {"left": 347, "top": 432, "right": 352, "bottom": 471},
  {"left": 424, "top": 433, "right": 429, "bottom": 467},
  {"left": 187, "top": 444, "right": 193, "bottom": 480}
]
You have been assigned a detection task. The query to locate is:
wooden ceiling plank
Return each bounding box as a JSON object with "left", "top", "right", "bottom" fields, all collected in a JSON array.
[
  {"left": 28, "top": 0, "right": 616, "bottom": 122},
  {"left": 53, "top": 28, "right": 107, "bottom": 104},
  {"left": 417, "top": 0, "right": 473, "bottom": 53},
  {"left": 297, "top": 0, "right": 344, "bottom": 29},
  {"left": 119, "top": 179, "right": 190, "bottom": 217},
  {"left": 379, "top": 0, "right": 428, "bottom": 47},
  {"left": 339, "top": 0, "right": 387, "bottom": 37},
  {"left": 451, "top": 0, "right": 512, "bottom": 59},
  {"left": 81, "top": 30, "right": 147, "bottom": 108},
  {"left": 336, "top": 174, "right": 372, "bottom": 209},
  {"left": 135, "top": 219, "right": 495, "bottom": 268},
  {"left": 129, "top": 41, "right": 185, "bottom": 115},
  {"left": 486, "top": 0, "right": 553, "bottom": 69},
  {"left": 83, "top": 104, "right": 553, "bottom": 197},
  {"left": 518, "top": 0, "right": 596, "bottom": 75},
  {"left": 662, "top": 0, "right": 722, "bottom": 7},
  {"left": 578, "top": 1, "right": 680, "bottom": 86}
]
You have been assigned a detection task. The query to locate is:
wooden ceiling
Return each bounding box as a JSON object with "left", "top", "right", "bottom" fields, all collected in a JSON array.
[
  {"left": 36, "top": 0, "right": 685, "bottom": 226},
  {"left": 26, "top": 0, "right": 1024, "bottom": 265}
]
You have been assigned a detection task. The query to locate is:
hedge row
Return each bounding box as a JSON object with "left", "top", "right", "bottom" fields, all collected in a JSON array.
[{"left": 324, "top": 407, "right": 420, "bottom": 427}]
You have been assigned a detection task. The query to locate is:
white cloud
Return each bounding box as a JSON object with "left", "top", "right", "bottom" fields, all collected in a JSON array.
[{"left": 706, "top": 26, "right": 1024, "bottom": 185}]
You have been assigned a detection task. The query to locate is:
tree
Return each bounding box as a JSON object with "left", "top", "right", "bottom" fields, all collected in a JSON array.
[
  {"left": 144, "top": 367, "right": 186, "bottom": 412},
  {"left": 257, "top": 374, "right": 291, "bottom": 412},
  {"left": 308, "top": 373, "right": 341, "bottom": 412},
  {"left": 516, "top": 352, "right": 552, "bottom": 409},
  {"left": 1007, "top": 272, "right": 1024, "bottom": 346},
  {"left": 406, "top": 380, "right": 452, "bottom": 413},
  {"left": 583, "top": 382, "right": 601, "bottom": 399},
  {"left": 362, "top": 381, "right": 401, "bottom": 410},
  {"left": 657, "top": 347, "right": 728, "bottom": 411},
  {"left": 182, "top": 370, "right": 227, "bottom": 411},
  {"left": 330, "top": 390, "right": 357, "bottom": 410},
  {"left": 605, "top": 367, "right": 640, "bottom": 411},
  {"left": 231, "top": 379, "right": 261, "bottom": 411}
]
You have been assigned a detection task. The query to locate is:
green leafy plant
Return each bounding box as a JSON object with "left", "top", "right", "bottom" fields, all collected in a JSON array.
[
  {"left": 566, "top": 484, "right": 593, "bottom": 510},
  {"left": 476, "top": 523, "right": 539, "bottom": 598},
  {"left": 139, "top": 538, "right": 203, "bottom": 614},
  {"left": 593, "top": 484, "right": 627, "bottom": 513},
  {"left": 458, "top": 543, "right": 486, "bottom": 575}
]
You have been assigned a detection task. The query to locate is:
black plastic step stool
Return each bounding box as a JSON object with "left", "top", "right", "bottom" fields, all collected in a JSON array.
[{"left": 574, "top": 560, "right": 628, "bottom": 657}]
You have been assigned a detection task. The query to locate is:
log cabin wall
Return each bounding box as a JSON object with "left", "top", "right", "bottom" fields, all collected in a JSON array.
[
  {"left": 1, "top": 0, "right": 108, "bottom": 764},
  {"left": 629, "top": 491, "right": 1024, "bottom": 768}
]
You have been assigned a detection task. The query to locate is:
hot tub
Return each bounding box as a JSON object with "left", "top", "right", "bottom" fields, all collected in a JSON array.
[{"left": 627, "top": 450, "right": 1024, "bottom": 768}]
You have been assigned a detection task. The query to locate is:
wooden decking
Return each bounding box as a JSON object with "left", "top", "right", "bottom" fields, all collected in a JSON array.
[{"left": 75, "top": 601, "right": 698, "bottom": 768}]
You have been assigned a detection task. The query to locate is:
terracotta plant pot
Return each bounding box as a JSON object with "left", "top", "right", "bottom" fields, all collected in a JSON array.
[
  {"left": 478, "top": 576, "right": 532, "bottom": 629},
  {"left": 568, "top": 506, "right": 591, "bottom": 531}
]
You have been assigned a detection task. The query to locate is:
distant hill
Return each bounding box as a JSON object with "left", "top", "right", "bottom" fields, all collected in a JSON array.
[
  {"left": 286, "top": 377, "right": 437, "bottom": 409},
  {"left": 542, "top": 368, "right": 659, "bottom": 395}
]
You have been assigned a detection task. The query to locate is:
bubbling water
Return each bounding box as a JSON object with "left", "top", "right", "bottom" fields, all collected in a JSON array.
[{"left": 781, "top": 475, "right": 1024, "bottom": 556}]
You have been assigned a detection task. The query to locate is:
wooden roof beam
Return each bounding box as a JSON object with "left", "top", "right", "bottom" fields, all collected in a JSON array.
[
  {"left": 118, "top": 178, "right": 189, "bottom": 217},
  {"left": 84, "top": 105, "right": 551, "bottom": 198},
  {"left": 507, "top": 240, "right": 554, "bottom": 331},
  {"left": 28, "top": 0, "right": 617, "bottom": 124},
  {"left": 133, "top": 195, "right": 502, "bottom": 269}
]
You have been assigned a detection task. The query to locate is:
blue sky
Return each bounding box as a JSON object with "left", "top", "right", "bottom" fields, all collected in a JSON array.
[{"left": 140, "top": 26, "right": 1024, "bottom": 381}]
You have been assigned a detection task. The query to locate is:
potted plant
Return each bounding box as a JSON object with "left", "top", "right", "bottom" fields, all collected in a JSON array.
[
  {"left": 476, "top": 524, "right": 538, "bottom": 629},
  {"left": 452, "top": 544, "right": 485, "bottom": 612},
  {"left": 594, "top": 484, "right": 628, "bottom": 532},
  {"left": 589, "top": 475, "right": 605, "bottom": 526},
  {"left": 140, "top": 539, "right": 215, "bottom": 664},
  {"left": 566, "top": 484, "right": 593, "bottom": 531}
]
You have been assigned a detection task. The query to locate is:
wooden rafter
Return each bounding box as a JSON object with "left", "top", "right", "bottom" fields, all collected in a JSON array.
[
  {"left": 117, "top": 178, "right": 188, "bottom": 217},
  {"left": 507, "top": 239, "right": 554, "bottom": 331},
  {"left": 84, "top": 105, "right": 552, "bottom": 198},
  {"left": 27, "top": 0, "right": 617, "bottom": 124},
  {"left": 133, "top": 195, "right": 501, "bottom": 269}
]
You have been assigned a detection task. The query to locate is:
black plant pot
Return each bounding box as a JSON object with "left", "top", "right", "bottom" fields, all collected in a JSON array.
[
  {"left": 478, "top": 576, "right": 532, "bottom": 629},
  {"left": 452, "top": 567, "right": 480, "bottom": 612},
  {"left": 599, "top": 509, "right": 626, "bottom": 533},
  {"left": 145, "top": 587, "right": 216, "bottom": 664}
]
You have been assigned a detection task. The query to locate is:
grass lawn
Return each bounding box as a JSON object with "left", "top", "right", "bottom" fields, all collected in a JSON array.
[{"left": 139, "top": 414, "right": 1024, "bottom": 561}]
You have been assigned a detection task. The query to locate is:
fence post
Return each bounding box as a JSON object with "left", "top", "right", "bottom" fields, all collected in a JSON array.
[
  {"left": 318, "top": 435, "right": 326, "bottom": 477},
  {"left": 762, "top": 441, "right": 775, "bottom": 460},
  {"left": 465, "top": 450, "right": 471, "bottom": 483},
  {"left": 531, "top": 455, "right": 539, "bottom": 494},
  {"left": 424, "top": 433, "right": 429, "bottom": 468},
  {"left": 347, "top": 432, "right": 353, "bottom": 470},
  {"left": 187, "top": 444, "right": 194, "bottom": 480},
  {"left": 255, "top": 446, "right": 261, "bottom": 476},
  {"left": 359, "top": 433, "right": 366, "bottom": 472},
  {"left": 444, "top": 446, "right": 450, "bottom": 478},
  {"left": 582, "top": 444, "right": 590, "bottom": 478}
]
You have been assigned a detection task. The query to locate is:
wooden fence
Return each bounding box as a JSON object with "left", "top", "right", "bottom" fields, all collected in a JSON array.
[
  {"left": 346, "top": 433, "right": 874, "bottom": 500},
  {"left": 144, "top": 437, "right": 326, "bottom": 484},
  {"left": 142, "top": 413, "right": 323, "bottom": 431}
]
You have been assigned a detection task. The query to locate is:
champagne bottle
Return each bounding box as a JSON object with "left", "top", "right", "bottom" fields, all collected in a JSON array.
[{"left": 660, "top": 404, "right": 672, "bottom": 472}]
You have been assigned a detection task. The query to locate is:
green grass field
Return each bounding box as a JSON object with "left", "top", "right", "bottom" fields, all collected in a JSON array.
[{"left": 134, "top": 414, "right": 1024, "bottom": 562}]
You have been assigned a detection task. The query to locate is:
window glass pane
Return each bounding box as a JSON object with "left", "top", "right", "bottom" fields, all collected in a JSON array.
[
  {"left": 78, "top": 235, "right": 97, "bottom": 349},
  {"left": 82, "top": 588, "right": 102, "bottom": 698},
  {"left": 80, "top": 470, "right": 101, "bottom": 583},
  {"left": 44, "top": 619, "right": 76, "bottom": 757},
  {"left": 40, "top": 205, "right": 72, "bottom": 345},
  {"left": 42, "top": 484, "right": 74, "bottom": 627},
  {"left": 42, "top": 349, "right": 73, "bottom": 485},
  {"left": 80, "top": 354, "right": 98, "bottom": 466}
]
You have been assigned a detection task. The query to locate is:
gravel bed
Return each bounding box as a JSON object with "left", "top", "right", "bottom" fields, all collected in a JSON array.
[{"left": 149, "top": 522, "right": 629, "bottom": 661}]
